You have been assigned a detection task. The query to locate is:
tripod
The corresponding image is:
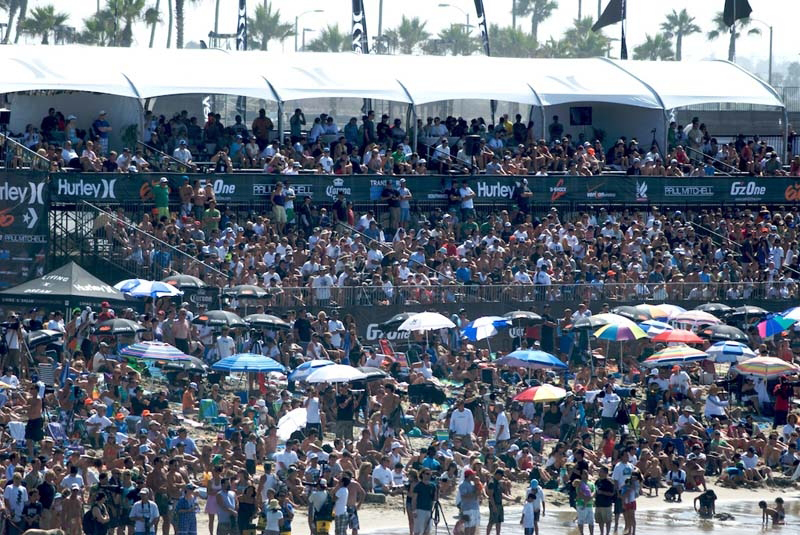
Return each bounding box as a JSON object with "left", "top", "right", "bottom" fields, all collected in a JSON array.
[{"left": 432, "top": 500, "right": 451, "bottom": 535}]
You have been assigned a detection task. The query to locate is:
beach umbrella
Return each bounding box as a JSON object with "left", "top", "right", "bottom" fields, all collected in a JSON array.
[
  {"left": 113, "top": 278, "right": 147, "bottom": 293},
  {"left": 288, "top": 359, "right": 335, "bottom": 382},
  {"left": 25, "top": 329, "right": 64, "bottom": 349},
  {"left": 306, "top": 364, "right": 367, "bottom": 384},
  {"left": 161, "top": 356, "right": 208, "bottom": 373},
  {"left": 735, "top": 356, "right": 800, "bottom": 379},
  {"left": 461, "top": 316, "right": 511, "bottom": 342},
  {"left": 495, "top": 350, "right": 567, "bottom": 370},
  {"left": 781, "top": 306, "right": 800, "bottom": 322},
  {"left": 757, "top": 315, "right": 796, "bottom": 338},
  {"left": 570, "top": 313, "right": 636, "bottom": 331},
  {"left": 649, "top": 304, "right": 686, "bottom": 320},
  {"left": 277, "top": 408, "right": 307, "bottom": 441},
  {"left": 192, "top": 310, "right": 247, "bottom": 329},
  {"left": 122, "top": 280, "right": 183, "bottom": 298},
  {"left": 223, "top": 285, "right": 268, "bottom": 299},
  {"left": 212, "top": 354, "right": 285, "bottom": 373},
  {"left": 119, "top": 341, "right": 191, "bottom": 361},
  {"left": 398, "top": 312, "right": 456, "bottom": 332},
  {"left": 379, "top": 312, "right": 416, "bottom": 330},
  {"left": 694, "top": 303, "right": 733, "bottom": 317},
  {"left": 245, "top": 314, "right": 291, "bottom": 330},
  {"left": 699, "top": 324, "right": 749, "bottom": 343},
  {"left": 503, "top": 310, "right": 543, "bottom": 323},
  {"left": 634, "top": 304, "right": 668, "bottom": 321},
  {"left": 356, "top": 366, "right": 389, "bottom": 381},
  {"left": 95, "top": 319, "right": 146, "bottom": 336},
  {"left": 162, "top": 274, "right": 207, "bottom": 289},
  {"left": 674, "top": 310, "right": 721, "bottom": 326},
  {"left": 612, "top": 306, "right": 651, "bottom": 322},
  {"left": 727, "top": 306, "right": 769, "bottom": 321},
  {"left": 513, "top": 384, "right": 567, "bottom": 403},
  {"left": 593, "top": 323, "right": 646, "bottom": 341},
  {"left": 652, "top": 329, "right": 704, "bottom": 344},
  {"left": 642, "top": 344, "right": 708, "bottom": 367},
  {"left": 705, "top": 341, "right": 757, "bottom": 363},
  {"left": 639, "top": 320, "right": 674, "bottom": 338}
]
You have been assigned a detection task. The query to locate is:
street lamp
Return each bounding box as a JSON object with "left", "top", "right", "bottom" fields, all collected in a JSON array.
[
  {"left": 302, "top": 28, "right": 314, "bottom": 51},
  {"left": 437, "top": 3, "right": 470, "bottom": 33},
  {"left": 750, "top": 18, "right": 774, "bottom": 86},
  {"left": 295, "top": 9, "right": 323, "bottom": 52}
]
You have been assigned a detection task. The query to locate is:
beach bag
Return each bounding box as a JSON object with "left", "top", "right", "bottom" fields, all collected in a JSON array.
[
  {"left": 83, "top": 508, "right": 97, "bottom": 535},
  {"left": 316, "top": 494, "right": 335, "bottom": 522}
]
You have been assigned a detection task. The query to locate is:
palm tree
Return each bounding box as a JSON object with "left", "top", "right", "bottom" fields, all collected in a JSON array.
[
  {"left": 306, "top": 24, "right": 348, "bottom": 52},
  {"left": 434, "top": 24, "right": 480, "bottom": 56},
  {"left": 108, "top": 0, "right": 146, "bottom": 47},
  {"left": 633, "top": 33, "right": 674, "bottom": 61},
  {"left": 145, "top": 0, "right": 161, "bottom": 48},
  {"left": 561, "top": 17, "right": 610, "bottom": 58},
  {"left": 174, "top": 0, "right": 198, "bottom": 48},
  {"left": 20, "top": 4, "right": 68, "bottom": 44},
  {"left": 76, "top": 9, "right": 115, "bottom": 46},
  {"left": 247, "top": 1, "right": 293, "bottom": 51},
  {"left": 394, "top": 15, "right": 430, "bottom": 54},
  {"left": 659, "top": 8, "right": 700, "bottom": 61},
  {"left": 166, "top": 0, "right": 172, "bottom": 47},
  {"left": 707, "top": 11, "right": 760, "bottom": 62},
  {"left": 3, "top": 0, "right": 27, "bottom": 43},
  {"left": 379, "top": 28, "right": 399, "bottom": 54},
  {"left": 489, "top": 23, "right": 538, "bottom": 57},
  {"left": 516, "top": 0, "right": 558, "bottom": 42},
  {"left": 535, "top": 36, "right": 570, "bottom": 58}
]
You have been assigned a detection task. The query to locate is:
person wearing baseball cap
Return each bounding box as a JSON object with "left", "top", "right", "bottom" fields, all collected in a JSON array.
[
  {"left": 458, "top": 468, "right": 480, "bottom": 535},
  {"left": 130, "top": 488, "right": 159, "bottom": 535}
]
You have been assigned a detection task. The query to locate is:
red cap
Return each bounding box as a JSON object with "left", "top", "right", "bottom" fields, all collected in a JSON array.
[
  {"left": 101, "top": 301, "right": 110, "bottom": 308},
  {"left": 464, "top": 469, "right": 475, "bottom": 478}
]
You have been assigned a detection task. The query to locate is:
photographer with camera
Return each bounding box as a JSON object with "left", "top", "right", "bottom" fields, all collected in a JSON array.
[
  {"left": 2, "top": 313, "right": 26, "bottom": 377},
  {"left": 773, "top": 376, "right": 794, "bottom": 429}
]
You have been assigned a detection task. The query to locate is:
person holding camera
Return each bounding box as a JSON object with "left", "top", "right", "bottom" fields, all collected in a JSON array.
[
  {"left": 2, "top": 313, "right": 25, "bottom": 376},
  {"left": 773, "top": 376, "right": 794, "bottom": 429}
]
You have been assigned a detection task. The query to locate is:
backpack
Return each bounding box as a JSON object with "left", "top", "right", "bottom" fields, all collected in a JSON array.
[
  {"left": 82, "top": 508, "right": 97, "bottom": 535},
  {"left": 315, "top": 493, "right": 335, "bottom": 521}
]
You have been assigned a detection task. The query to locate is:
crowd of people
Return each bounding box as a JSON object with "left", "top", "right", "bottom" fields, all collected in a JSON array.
[
  {"left": 0, "top": 286, "right": 799, "bottom": 535},
  {"left": 7, "top": 106, "right": 797, "bottom": 177}
]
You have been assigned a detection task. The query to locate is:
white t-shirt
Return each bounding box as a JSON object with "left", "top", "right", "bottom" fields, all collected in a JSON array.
[
  {"left": 495, "top": 411, "right": 510, "bottom": 441},
  {"left": 600, "top": 392, "right": 621, "bottom": 418},
  {"left": 245, "top": 441, "right": 257, "bottom": 460},
  {"left": 215, "top": 336, "right": 235, "bottom": 358},
  {"left": 611, "top": 461, "right": 634, "bottom": 489},
  {"left": 306, "top": 397, "right": 321, "bottom": 424},
  {"left": 87, "top": 413, "right": 113, "bottom": 432},
  {"left": 327, "top": 319, "right": 345, "bottom": 348},
  {"left": 459, "top": 187, "right": 475, "bottom": 209},
  {"left": 373, "top": 465, "right": 393, "bottom": 488},
  {"left": 669, "top": 371, "right": 691, "bottom": 394},
  {"left": 3, "top": 484, "right": 27, "bottom": 519},
  {"left": 60, "top": 474, "right": 84, "bottom": 489},
  {"left": 276, "top": 450, "right": 299, "bottom": 472},
  {"left": 130, "top": 500, "right": 159, "bottom": 533},
  {"left": 334, "top": 487, "right": 348, "bottom": 516},
  {"left": 741, "top": 454, "right": 759, "bottom": 469}
]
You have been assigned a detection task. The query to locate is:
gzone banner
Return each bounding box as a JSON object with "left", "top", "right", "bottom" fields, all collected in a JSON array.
[{"left": 0, "top": 171, "right": 49, "bottom": 289}]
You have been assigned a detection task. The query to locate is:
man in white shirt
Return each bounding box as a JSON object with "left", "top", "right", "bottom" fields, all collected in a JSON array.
[
  {"left": 4, "top": 473, "right": 28, "bottom": 525},
  {"left": 319, "top": 147, "right": 334, "bottom": 173},
  {"left": 327, "top": 310, "right": 346, "bottom": 349},
  {"left": 276, "top": 441, "right": 299, "bottom": 474},
  {"left": 449, "top": 399, "right": 475, "bottom": 448},
  {"left": 172, "top": 140, "right": 193, "bottom": 164},
  {"left": 494, "top": 403, "right": 510, "bottom": 445},
  {"left": 458, "top": 180, "right": 476, "bottom": 220},
  {"left": 372, "top": 457, "right": 394, "bottom": 494},
  {"left": 215, "top": 327, "right": 236, "bottom": 359},
  {"left": 677, "top": 407, "right": 705, "bottom": 436},
  {"left": 311, "top": 267, "right": 334, "bottom": 306},
  {"left": 598, "top": 383, "right": 621, "bottom": 429},
  {"left": 333, "top": 476, "right": 350, "bottom": 534}
]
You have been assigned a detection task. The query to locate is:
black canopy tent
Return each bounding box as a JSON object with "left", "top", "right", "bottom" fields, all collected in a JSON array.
[{"left": 0, "top": 261, "right": 129, "bottom": 312}]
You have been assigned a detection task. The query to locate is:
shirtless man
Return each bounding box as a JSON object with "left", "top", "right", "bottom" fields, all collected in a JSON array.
[
  {"left": 26, "top": 383, "right": 44, "bottom": 457},
  {"left": 165, "top": 459, "right": 187, "bottom": 535},
  {"left": 171, "top": 309, "right": 192, "bottom": 355},
  {"left": 146, "top": 457, "right": 168, "bottom": 535},
  {"left": 380, "top": 384, "right": 402, "bottom": 438},
  {"left": 345, "top": 470, "right": 366, "bottom": 535}
]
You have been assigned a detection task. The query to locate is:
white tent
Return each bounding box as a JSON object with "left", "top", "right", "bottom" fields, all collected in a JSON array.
[{"left": 0, "top": 46, "right": 786, "bottom": 156}]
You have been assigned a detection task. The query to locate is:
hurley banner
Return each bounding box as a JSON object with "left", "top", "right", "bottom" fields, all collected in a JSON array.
[
  {"left": 351, "top": 0, "right": 369, "bottom": 54},
  {"left": 45, "top": 172, "right": 800, "bottom": 207},
  {"left": 236, "top": 0, "right": 248, "bottom": 51},
  {"left": 0, "top": 172, "right": 49, "bottom": 288}
]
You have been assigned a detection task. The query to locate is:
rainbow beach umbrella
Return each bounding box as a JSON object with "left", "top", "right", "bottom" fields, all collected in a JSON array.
[
  {"left": 642, "top": 344, "right": 707, "bottom": 367},
  {"left": 757, "top": 315, "right": 796, "bottom": 338},
  {"left": 593, "top": 323, "right": 646, "bottom": 341},
  {"left": 705, "top": 341, "right": 756, "bottom": 363},
  {"left": 735, "top": 356, "right": 800, "bottom": 379}
]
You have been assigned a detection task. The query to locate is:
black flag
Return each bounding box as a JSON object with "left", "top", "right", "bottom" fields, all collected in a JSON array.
[
  {"left": 351, "top": 0, "right": 369, "bottom": 54},
  {"left": 474, "top": 0, "right": 491, "bottom": 56},
  {"left": 236, "top": 0, "right": 247, "bottom": 51},
  {"left": 723, "top": 0, "right": 752, "bottom": 27},
  {"left": 592, "top": 0, "right": 626, "bottom": 32}
]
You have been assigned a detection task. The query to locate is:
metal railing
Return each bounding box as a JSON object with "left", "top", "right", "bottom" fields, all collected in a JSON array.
[
  {"left": 1, "top": 132, "right": 51, "bottom": 171},
  {"left": 684, "top": 146, "right": 737, "bottom": 175},
  {"left": 136, "top": 141, "right": 198, "bottom": 173}
]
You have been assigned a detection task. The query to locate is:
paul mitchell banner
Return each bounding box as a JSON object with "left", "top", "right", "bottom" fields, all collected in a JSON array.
[
  {"left": 236, "top": 0, "right": 248, "bottom": 51},
  {"left": 351, "top": 0, "right": 369, "bottom": 54}
]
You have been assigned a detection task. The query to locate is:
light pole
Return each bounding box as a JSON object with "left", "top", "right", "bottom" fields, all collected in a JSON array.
[
  {"left": 302, "top": 28, "right": 313, "bottom": 51},
  {"left": 437, "top": 3, "right": 470, "bottom": 33},
  {"left": 750, "top": 18, "right": 774, "bottom": 86},
  {"left": 295, "top": 9, "right": 323, "bottom": 52}
]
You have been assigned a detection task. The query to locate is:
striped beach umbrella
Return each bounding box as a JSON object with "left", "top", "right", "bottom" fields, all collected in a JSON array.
[
  {"left": 705, "top": 341, "right": 756, "bottom": 363},
  {"left": 642, "top": 344, "right": 708, "bottom": 367},
  {"left": 119, "top": 341, "right": 191, "bottom": 361},
  {"left": 735, "top": 356, "right": 800, "bottom": 379},
  {"left": 674, "top": 310, "right": 721, "bottom": 326},
  {"left": 757, "top": 315, "right": 796, "bottom": 338},
  {"left": 639, "top": 320, "right": 673, "bottom": 338},
  {"left": 495, "top": 350, "right": 567, "bottom": 370},
  {"left": 652, "top": 329, "right": 704, "bottom": 344}
]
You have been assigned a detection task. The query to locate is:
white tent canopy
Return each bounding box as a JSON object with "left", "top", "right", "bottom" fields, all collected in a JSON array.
[{"left": 0, "top": 46, "right": 783, "bottom": 112}]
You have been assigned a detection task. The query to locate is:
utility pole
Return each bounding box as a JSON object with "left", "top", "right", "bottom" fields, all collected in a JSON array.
[
  {"left": 512, "top": 0, "right": 516, "bottom": 30},
  {"left": 377, "top": 0, "right": 384, "bottom": 53}
]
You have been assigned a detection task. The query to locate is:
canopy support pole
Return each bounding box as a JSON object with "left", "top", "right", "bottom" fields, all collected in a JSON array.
[
  {"left": 276, "top": 101, "right": 284, "bottom": 145},
  {"left": 784, "top": 108, "right": 790, "bottom": 164}
]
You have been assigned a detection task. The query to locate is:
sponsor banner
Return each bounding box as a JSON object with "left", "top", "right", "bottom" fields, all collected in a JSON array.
[
  {"left": 0, "top": 172, "right": 49, "bottom": 288},
  {"left": 41, "top": 172, "right": 800, "bottom": 206}
]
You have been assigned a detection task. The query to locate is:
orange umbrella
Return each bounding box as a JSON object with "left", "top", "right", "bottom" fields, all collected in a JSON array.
[{"left": 652, "top": 329, "right": 704, "bottom": 344}]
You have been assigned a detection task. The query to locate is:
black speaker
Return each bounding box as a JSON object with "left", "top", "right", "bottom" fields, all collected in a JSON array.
[
  {"left": 464, "top": 134, "right": 481, "bottom": 156},
  {"left": 0, "top": 109, "right": 10, "bottom": 126}
]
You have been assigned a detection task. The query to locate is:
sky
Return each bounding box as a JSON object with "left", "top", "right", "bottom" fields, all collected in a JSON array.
[{"left": 8, "top": 0, "right": 799, "bottom": 76}]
